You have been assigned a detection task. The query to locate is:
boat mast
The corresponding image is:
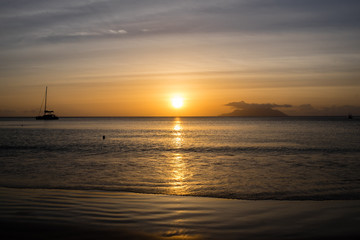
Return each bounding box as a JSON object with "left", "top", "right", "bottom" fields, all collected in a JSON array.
[{"left": 44, "top": 86, "right": 47, "bottom": 114}]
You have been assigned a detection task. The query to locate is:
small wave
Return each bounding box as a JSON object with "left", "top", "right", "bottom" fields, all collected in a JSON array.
[
  {"left": 1, "top": 185, "right": 359, "bottom": 201},
  {"left": 1, "top": 144, "right": 358, "bottom": 155}
]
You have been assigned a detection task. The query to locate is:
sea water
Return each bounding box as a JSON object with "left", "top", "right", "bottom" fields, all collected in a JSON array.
[{"left": 1, "top": 117, "right": 359, "bottom": 200}]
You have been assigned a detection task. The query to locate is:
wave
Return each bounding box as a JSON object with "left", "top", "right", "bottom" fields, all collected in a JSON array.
[
  {"left": 1, "top": 144, "right": 358, "bottom": 155},
  {"left": 1, "top": 185, "right": 359, "bottom": 201}
]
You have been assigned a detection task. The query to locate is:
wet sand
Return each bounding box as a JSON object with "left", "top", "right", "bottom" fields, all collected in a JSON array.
[{"left": 0, "top": 187, "right": 359, "bottom": 239}]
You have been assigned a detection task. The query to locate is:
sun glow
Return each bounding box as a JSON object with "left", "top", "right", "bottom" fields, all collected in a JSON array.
[{"left": 171, "top": 96, "right": 184, "bottom": 109}]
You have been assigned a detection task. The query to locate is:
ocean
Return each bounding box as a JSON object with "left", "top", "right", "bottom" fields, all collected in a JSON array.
[{"left": 1, "top": 117, "right": 359, "bottom": 200}]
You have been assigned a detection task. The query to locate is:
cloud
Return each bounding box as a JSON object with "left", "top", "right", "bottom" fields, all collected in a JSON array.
[
  {"left": 67, "top": 31, "right": 100, "bottom": 37},
  {"left": 35, "top": 28, "right": 128, "bottom": 43},
  {"left": 1, "top": 0, "right": 360, "bottom": 48},
  {"left": 226, "top": 101, "right": 292, "bottom": 109},
  {"left": 108, "top": 29, "right": 127, "bottom": 34},
  {"left": 283, "top": 104, "right": 360, "bottom": 116}
]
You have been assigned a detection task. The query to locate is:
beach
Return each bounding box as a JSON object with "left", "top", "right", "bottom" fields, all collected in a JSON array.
[{"left": 1, "top": 187, "right": 359, "bottom": 240}]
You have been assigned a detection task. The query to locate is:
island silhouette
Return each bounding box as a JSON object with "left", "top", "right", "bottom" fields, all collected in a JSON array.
[{"left": 221, "top": 101, "right": 288, "bottom": 117}]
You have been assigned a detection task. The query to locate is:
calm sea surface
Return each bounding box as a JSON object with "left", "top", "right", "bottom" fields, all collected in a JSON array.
[{"left": 1, "top": 117, "right": 359, "bottom": 200}]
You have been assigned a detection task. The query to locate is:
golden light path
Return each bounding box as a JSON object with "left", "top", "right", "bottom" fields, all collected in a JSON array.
[{"left": 169, "top": 118, "right": 189, "bottom": 195}]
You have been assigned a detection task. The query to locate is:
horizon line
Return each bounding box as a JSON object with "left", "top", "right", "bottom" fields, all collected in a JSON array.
[{"left": 0, "top": 115, "right": 356, "bottom": 118}]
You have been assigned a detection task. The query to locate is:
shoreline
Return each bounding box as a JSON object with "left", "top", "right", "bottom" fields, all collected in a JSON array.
[
  {"left": 2, "top": 185, "right": 360, "bottom": 201},
  {"left": 1, "top": 187, "right": 360, "bottom": 239}
]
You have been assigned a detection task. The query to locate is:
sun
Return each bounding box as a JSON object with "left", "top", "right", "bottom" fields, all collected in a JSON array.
[{"left": 171, "top": 96, "right": 184, "bottom": 109}]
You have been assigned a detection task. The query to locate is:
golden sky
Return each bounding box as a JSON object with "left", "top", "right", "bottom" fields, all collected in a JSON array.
[{"left": 1, "top": 0, "right": 360, "bottom": 116}]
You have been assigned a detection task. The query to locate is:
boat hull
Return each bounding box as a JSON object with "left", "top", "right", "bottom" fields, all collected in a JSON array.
[{"left": 36, "top": 115, "right": 59, "bottom": 120}]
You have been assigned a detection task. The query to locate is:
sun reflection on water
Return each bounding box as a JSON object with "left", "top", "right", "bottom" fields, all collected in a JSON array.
[
  {"left": 172, "top": 154, "right": 185, "bottom": 182},
  {"left": 173, "top": 124, "right": 182, "bottom": 131},
  {"left": 169, "top": 153, "right": 188, "bottom": 195},
  {"left": 173, "top": 118, "right": 183, "bottom": 148},
  {"left": 168, "top": 118, "right": 189, "bottom": 195}
]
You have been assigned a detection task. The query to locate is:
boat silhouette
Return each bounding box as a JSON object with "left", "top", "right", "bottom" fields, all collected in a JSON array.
[{"left": 36, "top": 86, "right": 59, "bottom": 120}]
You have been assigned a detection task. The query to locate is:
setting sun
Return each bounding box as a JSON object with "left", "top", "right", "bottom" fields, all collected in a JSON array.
[{"left": 171, "top": 96, "right": 184, "bottom": 109}]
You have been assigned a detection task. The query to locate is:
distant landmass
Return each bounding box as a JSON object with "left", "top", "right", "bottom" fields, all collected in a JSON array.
[{"left": 221, "top": 108, "right": 287, "bottom": 117}]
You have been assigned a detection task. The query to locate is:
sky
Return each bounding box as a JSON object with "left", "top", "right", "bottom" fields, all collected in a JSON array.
[{"left": 1, "top": 0, "right": 360, "bottom": 116}]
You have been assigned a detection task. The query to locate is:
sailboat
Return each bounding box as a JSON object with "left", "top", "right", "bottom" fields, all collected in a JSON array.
[{"left": 35, "top": 86, "right": 59, "bottom": 120}]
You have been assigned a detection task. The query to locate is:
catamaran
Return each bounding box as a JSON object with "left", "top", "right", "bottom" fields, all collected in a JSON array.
[{"left": 35, "top": 86, "right": 59, "bottom": 120}]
